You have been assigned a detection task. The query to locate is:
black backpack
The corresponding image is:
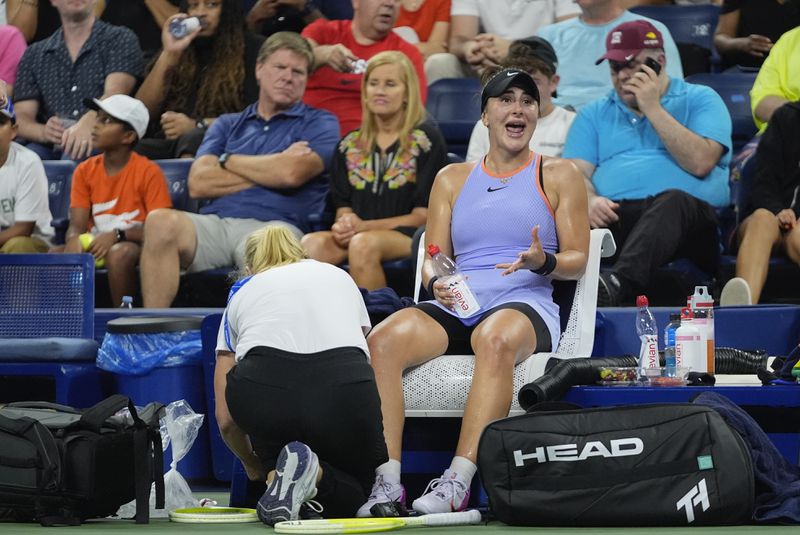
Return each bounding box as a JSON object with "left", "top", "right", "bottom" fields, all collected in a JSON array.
[
  {"left": 477, "top": 403, "right": 754, "bottom": 526},
  {"left": 0, "top": 395, "right": 165, "bottom": 526}
]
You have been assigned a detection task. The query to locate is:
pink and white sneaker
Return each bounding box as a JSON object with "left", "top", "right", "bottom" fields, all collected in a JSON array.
[{"left": 411, "top": 469, "right": 470, "bottom": 514}]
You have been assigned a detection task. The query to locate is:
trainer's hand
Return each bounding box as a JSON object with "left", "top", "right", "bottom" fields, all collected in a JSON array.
[
  {"left": 777, "top": 208, "right": 796, "bottom": 231},
  {"left": 588, "top": 195, "right": 620, "bottom": 228},
  {"left": 496, "top": 225, "right": 546, "bottom": 275}
]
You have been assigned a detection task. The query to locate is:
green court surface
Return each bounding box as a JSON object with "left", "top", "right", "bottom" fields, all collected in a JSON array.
[{"left": 2, "top": 490, "right": 798, "bottom": 535}]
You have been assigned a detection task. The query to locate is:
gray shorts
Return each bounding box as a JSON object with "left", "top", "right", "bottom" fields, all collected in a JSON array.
[{"left": 185, "top": 213, "right": 302, "bottom": 273}]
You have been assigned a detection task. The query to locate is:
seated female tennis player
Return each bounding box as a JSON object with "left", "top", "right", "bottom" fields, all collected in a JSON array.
[
  {"left": 214, "top": 225, "right": 388, "bottom": 525},
  {"left": 359, "top": 67, "right": 590, "bottom": 515}
]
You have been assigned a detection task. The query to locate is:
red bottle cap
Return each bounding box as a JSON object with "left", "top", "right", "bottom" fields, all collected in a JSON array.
[
  {"left": 427, "top": 244, "right": 440, "bottom": 256},
  {"left": 636, "top": 295, "right": 649, "bottom": 307}
]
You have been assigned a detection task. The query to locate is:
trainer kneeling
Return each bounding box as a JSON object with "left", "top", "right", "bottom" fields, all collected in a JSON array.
[{"left": 213, "top": 225, "right": 388, "bottom": 525}]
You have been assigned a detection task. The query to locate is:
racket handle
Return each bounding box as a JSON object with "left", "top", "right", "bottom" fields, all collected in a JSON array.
[{"left": 422, "top": 510, "right": 482, "bottom": 526}]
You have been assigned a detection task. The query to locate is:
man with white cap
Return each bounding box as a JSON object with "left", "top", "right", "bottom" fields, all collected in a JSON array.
[
  {"left": 62, "top": 94, "right": 172, "bottom": 307},
  {"left": 0, "top": 94, "right": 54, "bottom": 253},
  {"left": 563, "top": 19, "right": 731, "bottom": 306}
]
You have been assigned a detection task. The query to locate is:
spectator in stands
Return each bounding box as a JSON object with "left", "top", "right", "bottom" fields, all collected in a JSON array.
[
  {"left": 98, "top": 0, "right": 180, "bottom": 62},
  {"left": 393, "top": 0, "right": 451, "bottom": 59},
  {"left": 246, "top": 0, "right": 321, "bottom": 36},
  {"left": 135, "top": 0, "right": 264, "bottom": 159},
  {"left": 721, "top": 102, "right": 800, "bottom": 306},
  {"left": 139, "top": 32, "right": 339, "bottom": 308},
  {"left": 360, "top": 68, "right": 589, "bottom": 516},
  {"left": 564, "top": 20, "right": 731, "bottom": 306},
  {"left": 538, "top": 0, "right": 683, "bottom": 111},
  {"left": 302, "top": 0, "right": 426, "bottom": 136},
  {"left": 215, "top": 225, "right": 387, "bottom": 524},
  {"left": 0, "top": 96, "right": 53, "bottom": 253},
  {"left": 0, "top": 25, "right": 26, "bottom": 94},
  {"left": 62, "top": 95, "right": 171, "bottom": 307},
  {"left": 713, "top": 0, "right": 800, "bottom": 71},
  {"left": 750, "top": 25, "right": 800, "bottom": 134},
  {"left": 6, "top": 0, "right": 76, "bottom": 43},
  {"left": 13, "top": 0, "right": 143, "bottom": 160},
  {"left": 425, "top": 0, "right": 579, "bottom": 84},
  {"left": 302, "top": 51, "right": 447, "bottom": 290},
  {"left": 466, "top": 37, "right": 575, "bottom": 161}
]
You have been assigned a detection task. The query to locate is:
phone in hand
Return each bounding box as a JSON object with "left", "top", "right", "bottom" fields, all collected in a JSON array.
[{"left": 642, "top": 57, "right": 662, "bottom": 76}]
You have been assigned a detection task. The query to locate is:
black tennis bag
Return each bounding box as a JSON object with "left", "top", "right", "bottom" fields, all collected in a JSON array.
[
  {"left": 477, "top": 403, "right": 754, "bottom": 526},
  {"left": 0, "top": 395, "right": 164, "bottom": 526}
]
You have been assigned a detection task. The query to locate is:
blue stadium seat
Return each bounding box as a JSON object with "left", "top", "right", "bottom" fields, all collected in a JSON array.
[
  {"left": 630, "top": 5, "right": 721, "bottom": 75},
  {"left": 426, "top": 78, "right": 481, "bottom": 159},
  {"left": 43, "top": 160, "right": 76, "bottom": 245},
  {"left": 685, "top": 72, "right": 758, "bottom": 152},
  {"left": 155, "top": 159, "right": 197, "bottom": 213},
  {"left": 0, "top": 254, "right": 104, "bottom": 407}
]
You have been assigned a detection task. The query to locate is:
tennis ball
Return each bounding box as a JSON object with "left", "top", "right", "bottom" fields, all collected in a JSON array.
[{"left": 78, "top": 233, "right": 105, "bottom": 268}]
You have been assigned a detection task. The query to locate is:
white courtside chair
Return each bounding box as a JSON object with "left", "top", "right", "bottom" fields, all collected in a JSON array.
[{"left": 403, "top": 228, "right": 616, "bottom": 416}]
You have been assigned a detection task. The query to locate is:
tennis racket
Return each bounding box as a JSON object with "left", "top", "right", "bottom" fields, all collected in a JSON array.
[
  {"left": 274, "top": 509, "right": 482, "bottom": 534},
  {"left": 169, "top": 506, "right": 258, "bottom": 523}
]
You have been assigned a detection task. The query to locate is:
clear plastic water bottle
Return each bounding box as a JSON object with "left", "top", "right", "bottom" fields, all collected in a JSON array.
[
  {"left": 663, "top": 312, "right": 681, "bottom": 375},
  {"left": 635, "top": 295, "right": 659, "bottom": 370},
  {"left": 120, "top": 295, "right": 133, "bottom": 309},
  {"left": 427, "top": 244, "right": 481, "bottom": 318},
  {"left": 169, "top": 16, "right": 201, "bottom": 39}
]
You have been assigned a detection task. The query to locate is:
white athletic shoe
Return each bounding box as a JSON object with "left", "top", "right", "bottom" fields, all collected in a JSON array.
[
  {"left": 720, "top": 277, "right": 752, "bottom": 306},
  {"left": 411, "top": 469, "right": 470, "bottom": 514},
  {"left": 355, "top": 475, "right": 406, "bottom": 517},
  {"left": 256, "top": 441, "right": 320, "bottom": 526}
]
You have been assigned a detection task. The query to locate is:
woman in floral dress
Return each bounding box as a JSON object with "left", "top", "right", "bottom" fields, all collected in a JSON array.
[{"left": 302, "top": 50, "right": 447, "bottom": 290}]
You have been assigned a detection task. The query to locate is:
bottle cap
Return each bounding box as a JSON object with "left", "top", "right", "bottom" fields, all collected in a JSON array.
[
  {"left": 427, "top": 244, "right": 440, "bottom": 256},
  {"left": 636, "top": 295, "right": 649, "bottom": 307}
]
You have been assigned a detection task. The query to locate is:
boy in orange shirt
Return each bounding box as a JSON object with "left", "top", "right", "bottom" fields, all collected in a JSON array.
[{"left": 63, "top": 95, "right": 172, "bottom": 307}]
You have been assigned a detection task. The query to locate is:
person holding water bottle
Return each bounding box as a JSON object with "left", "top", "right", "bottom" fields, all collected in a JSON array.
[{"left": 360, "top": 66, "right": 589, "bottom": 516}]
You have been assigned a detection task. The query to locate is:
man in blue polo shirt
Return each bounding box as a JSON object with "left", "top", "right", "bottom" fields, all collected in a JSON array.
[
  {"left": 563, "top": 20, "right": 731, "bottom": 306},
  {"left": 139, "top": 31, "right": 340, "bottom": 308}
]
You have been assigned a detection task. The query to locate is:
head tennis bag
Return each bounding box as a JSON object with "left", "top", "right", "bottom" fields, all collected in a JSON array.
[
  {"left": 0, "top": 395, "right": 164, "bottom": 526},
  {"left": 477, "top": 403, "right": 754, "bottom": 526}
]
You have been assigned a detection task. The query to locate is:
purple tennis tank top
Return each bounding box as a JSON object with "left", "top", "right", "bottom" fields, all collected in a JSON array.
[{"left": 427, "top": 152, "right": 561, "bottom": 349}]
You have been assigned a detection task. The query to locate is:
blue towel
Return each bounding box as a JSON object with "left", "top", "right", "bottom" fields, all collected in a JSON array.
[
  {"left": 693, "top": 391, "right": 800, "bottom": 524},
  {"left": 359, "top": 287, "right": 415, "bottom": 317}
]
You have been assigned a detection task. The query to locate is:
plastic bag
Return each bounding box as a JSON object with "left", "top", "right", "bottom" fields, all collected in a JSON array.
[
  {"left": 97, "top": 330, "right": 202, "bottom": 375},
  {"left": 115, "top": 399, "right": 204, "bottom": 518}
]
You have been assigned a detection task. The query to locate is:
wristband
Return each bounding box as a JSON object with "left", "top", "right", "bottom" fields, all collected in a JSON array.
[
  {"left": 426, "top": 275, "right": 439, "bottom": 298},
  {"left": 531, "top": 252, "right": 557, "bottom": 276}
]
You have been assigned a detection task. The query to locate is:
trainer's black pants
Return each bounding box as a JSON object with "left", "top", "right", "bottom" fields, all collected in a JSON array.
[
  {"left": 226, "top": 346, "right": 388, "bottom": 517},
  {"left": 608, "top": 189, "right": 720, "bottom": 291}
]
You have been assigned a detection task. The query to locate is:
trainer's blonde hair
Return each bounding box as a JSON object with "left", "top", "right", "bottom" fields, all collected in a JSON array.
[
  {"left": 243, "top": 225, "right": 307, "bottom": 275},
  {"left": 358, "top": 51, "right": 425, "bottom": 153}
]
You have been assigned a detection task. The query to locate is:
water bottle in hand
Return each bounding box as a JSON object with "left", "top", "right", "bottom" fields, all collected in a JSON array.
[
  {"left": 636, "top": 295, "right": 659, "bottom": 370},
  {"left": 169, "top": 16, "right": 201, "bottom": 39},
  {"left": 428, "top": 244, "right": 480, "bottom": 318}
]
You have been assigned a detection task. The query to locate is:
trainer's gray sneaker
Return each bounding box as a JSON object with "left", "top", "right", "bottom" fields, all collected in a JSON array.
[
  {"left": 720, "top": 277, "right": 752, "bottom": 306},
  {"left": 257, "top": 441, "right": 320, "bottom": 526},
  {"left": 356, "top": 474, "right": 406, "bottom": 517}
]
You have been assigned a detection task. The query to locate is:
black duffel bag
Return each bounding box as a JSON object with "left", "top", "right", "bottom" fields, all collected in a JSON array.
[
  {"left": 477, "top": 403, "right": 754, "bottom": 526},
  {"left": 0, "top": 395, "right": 164, "bottom": 526}
]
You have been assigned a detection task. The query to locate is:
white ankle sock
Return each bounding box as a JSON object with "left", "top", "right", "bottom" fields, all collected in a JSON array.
[
  {"left": 449, "top": 456, "right": 477, "bottom": 486},
  {"left": 375, "top": 459, "right": 401, "bottom": 480}
]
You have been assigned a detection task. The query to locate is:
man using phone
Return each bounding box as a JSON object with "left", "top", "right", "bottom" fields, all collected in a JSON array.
[{"left": 563, "top": 20, "right": 732, "bottom": 306}]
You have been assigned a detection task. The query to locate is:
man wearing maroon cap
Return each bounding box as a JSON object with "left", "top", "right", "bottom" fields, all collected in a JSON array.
[{"left": 563, "top": 19, "right": 732, "bottom": 306}]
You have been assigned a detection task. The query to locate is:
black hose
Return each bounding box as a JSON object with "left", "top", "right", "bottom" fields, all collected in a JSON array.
[
  {"left": 517, "top": 348, "right": 769, "bottom": 411},
  {"left": 518, "top": 356, "right": 637, "bottom": 411}
]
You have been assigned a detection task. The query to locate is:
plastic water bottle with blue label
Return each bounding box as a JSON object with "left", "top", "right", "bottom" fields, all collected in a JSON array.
[
  {"left": 169, "top": 16, "right": 201, "bottom": 39},
  {"left": 663, "top": 313, "right": 681, "bottom": 375},
  {"left": 427, "top": 244, "right": 480, "bottom": 318},
  {"left": 636, "top": 295, "right": 659, "bottom": 371}
]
